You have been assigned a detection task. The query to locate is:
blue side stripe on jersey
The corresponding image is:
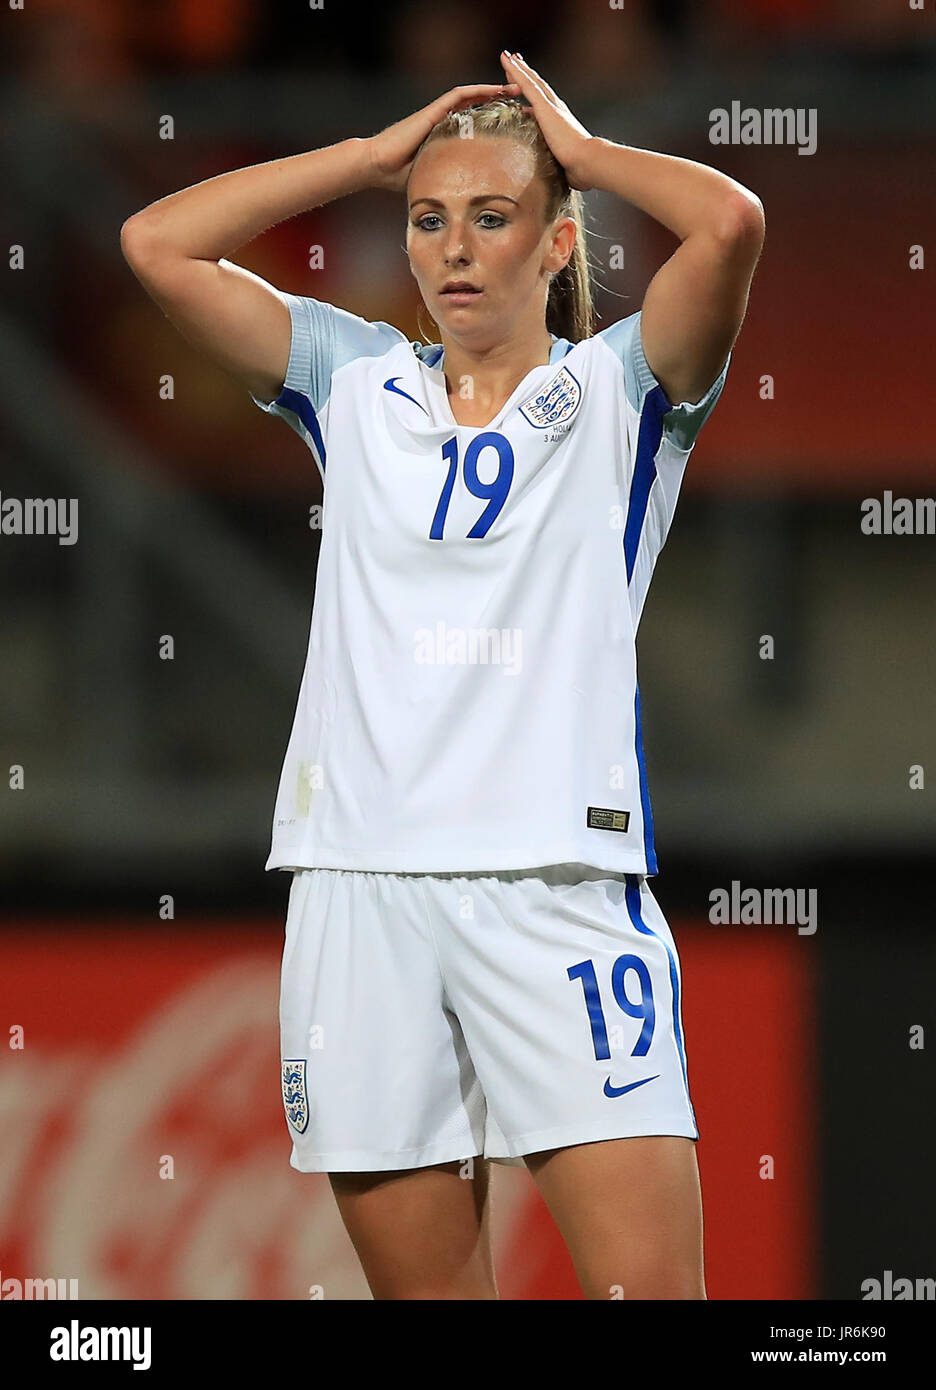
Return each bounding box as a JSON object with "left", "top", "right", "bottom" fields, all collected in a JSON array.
[
  {"left": 634, "top": 681, "right": 658, "bottom": 874},
  {"left": 622, "top": 382, "right": 669, "bottom": 581},
  {"left": 623, "top": 874, "right": 697, "bottom": 1136},
  {"left": 278, "top": 386, "right": 327, "bottom": 472},
  {"left": 622, "top": 382, "right": 669, "bottom": 874}
]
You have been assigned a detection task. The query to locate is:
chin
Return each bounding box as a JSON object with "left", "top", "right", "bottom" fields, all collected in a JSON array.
[{"left": 437, "top": 304, "right": 497, "bottom": 333}]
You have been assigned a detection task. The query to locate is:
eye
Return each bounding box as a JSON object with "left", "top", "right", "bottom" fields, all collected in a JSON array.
[{"left": 413, "top": 211, "right": 507, "bottom": 231}]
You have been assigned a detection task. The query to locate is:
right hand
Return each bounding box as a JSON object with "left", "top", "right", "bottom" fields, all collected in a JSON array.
[{"left": 366, "top": 83, "right": 520, "bottom": 193}]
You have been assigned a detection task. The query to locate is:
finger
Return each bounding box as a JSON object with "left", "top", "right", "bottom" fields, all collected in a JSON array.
[
  {"left": 446, "top": 92, "right": 511, "bottom": 116},
  {"left": 501, "top": 53, "right": 547, "bottom": 104},
  {"left": 506, "top": 53, "right": 556, "bottom": 103},
  {"left": 429, "top": 84, "right": 507, "bottom": 111},
  {"left": 500, "top": 52, "right": 536, "bottom": 100},
  {"left": 501, "top": 52, "right": 526, "bottom": 82},
  {"left": 450, "top": 83, "right": 521, "bottom": 98},
  {"left": 447, "top": 84, "right": 521, "bottom": 113},
  {"left": 510, "top": 60, "right": 549, "bottom": 100}
]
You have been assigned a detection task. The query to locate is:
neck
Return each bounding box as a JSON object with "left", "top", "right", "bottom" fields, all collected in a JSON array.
[{"left": 440, "top": 324, "right": 554, "bottom": 403}]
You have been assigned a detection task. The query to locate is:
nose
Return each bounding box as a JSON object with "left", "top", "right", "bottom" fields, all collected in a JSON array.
[{"left": 444, "top": 222, "right": 471, "bottom": 265}]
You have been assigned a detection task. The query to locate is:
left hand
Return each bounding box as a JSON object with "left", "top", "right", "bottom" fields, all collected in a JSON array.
[{"left": 499, "top": 51, "right": 596, "bottom": 191}]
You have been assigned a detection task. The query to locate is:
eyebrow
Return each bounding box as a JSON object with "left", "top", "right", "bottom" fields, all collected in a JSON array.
[{"left": 409, "top": 194, "right": 520, "bottom": 210}]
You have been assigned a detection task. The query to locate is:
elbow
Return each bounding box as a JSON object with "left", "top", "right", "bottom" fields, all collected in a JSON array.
[
  {"left": 120, "top": 213, "right": 148, "bottom": 265},
  {"left": 120, "top": 212, "right": 166, "bottom": 268},
  {"left": 716, "top": 192, "right": 766, "bottom": 249}
]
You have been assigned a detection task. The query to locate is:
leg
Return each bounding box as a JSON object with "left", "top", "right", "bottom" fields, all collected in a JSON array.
[
  {"left": 525, "top": 1135, "right": 705, "bottom": 1300},
  {"left": 329, "top": 1156, "right": 498, "bottom": 1299}
]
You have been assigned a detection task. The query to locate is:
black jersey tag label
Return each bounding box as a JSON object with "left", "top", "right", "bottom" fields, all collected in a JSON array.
[{"left": 587, "top": 806, "right": 631, "bottom": 833}]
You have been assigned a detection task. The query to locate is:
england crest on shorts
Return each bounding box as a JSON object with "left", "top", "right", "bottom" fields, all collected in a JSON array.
[
  {"left": 282, "top": 1058, "right": 309, "bottom": 1134},
  {"left": 518, "top": 365, "right": 582, "bottom": 430}
]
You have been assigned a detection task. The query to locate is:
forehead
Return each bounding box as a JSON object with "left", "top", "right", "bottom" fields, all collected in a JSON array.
[{"left": 409, "top": 136, "right": 539, "bottom": 205}]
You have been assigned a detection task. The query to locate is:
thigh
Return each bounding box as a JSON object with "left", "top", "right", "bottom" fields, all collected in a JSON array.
[
  {"left": 525, "top": 1135, "right": 705, "bottom": 1300},
  {"left": 329, "top": 1157, "right": 498, "bottom": 1300}
]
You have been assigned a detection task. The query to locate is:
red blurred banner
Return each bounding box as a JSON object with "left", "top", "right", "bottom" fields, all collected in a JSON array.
[
  {"left": 0, "top": 918, "right": 814, "bottom": 1299},
  {"left": 662, "top": 145, "right": 933, "bottom": 491}
]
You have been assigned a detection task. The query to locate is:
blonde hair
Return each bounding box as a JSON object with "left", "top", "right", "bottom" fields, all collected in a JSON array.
[{"left": 408, "top": 97, "right": 595, "bottom": 344}]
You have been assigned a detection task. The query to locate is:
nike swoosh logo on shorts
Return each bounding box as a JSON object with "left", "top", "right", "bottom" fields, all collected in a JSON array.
[{"left": 603, "top": 1074, "right": 660, "bottom": 1098}]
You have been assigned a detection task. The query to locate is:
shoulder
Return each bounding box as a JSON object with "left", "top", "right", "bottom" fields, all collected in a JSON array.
[
  {"left": 282, "top": 292, "right": 409, "bottom": 358},
  {"left": 591, "top": 310, "right": 644, "bottom": 375},
  {"left": 591, "top": 310, "right": 730, "bottom": 447}
]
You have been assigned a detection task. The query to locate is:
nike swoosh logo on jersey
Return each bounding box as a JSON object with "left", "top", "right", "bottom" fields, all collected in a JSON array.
[
  {"left": 603, "top": 1074, "right": 659, "bottom": 1098},
  {"left": 383, "top": 377, "right": 429, "bottom": 416}
]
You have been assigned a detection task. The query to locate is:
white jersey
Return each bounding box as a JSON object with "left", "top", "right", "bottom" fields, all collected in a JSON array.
[{"left": 251, "top": 293, "right": 729, "bottom": 875}]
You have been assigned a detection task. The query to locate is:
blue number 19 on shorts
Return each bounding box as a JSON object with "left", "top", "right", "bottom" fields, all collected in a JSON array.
[{"left": 567, "top": 955, "right": 656, "bottom": 1060}]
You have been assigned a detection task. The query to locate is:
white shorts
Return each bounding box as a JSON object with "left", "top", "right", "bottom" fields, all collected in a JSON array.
[{"left": 279, "top": 864, "right": 698, "bottom": 1172}]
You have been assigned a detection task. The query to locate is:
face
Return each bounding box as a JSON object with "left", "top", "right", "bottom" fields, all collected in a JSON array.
[{"left": 405, "top": 135, "right": 574, "bottom": 347}]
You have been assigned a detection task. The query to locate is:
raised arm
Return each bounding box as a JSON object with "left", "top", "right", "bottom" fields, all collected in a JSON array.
[
  {"left": 120, "top": 139, "right": 376, "bottom": 404},
  {"left": 120, "top": 84, "right": 519, "bottom": 405},
  {"left": 573, "top": 139, "right": 764, "bottom": 407},
  {"left": 501, "top": 52, "right": 765, "bottom": 407}
]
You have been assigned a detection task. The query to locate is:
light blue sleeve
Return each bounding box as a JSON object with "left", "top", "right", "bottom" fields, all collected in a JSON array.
[
  {"left": 596, "top": 309, "right": 730, "bottom": 450},
  {"left": 250, "top": 291, "right": 408, "bottom": 430}
]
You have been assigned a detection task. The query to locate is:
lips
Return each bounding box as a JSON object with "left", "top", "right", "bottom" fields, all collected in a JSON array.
[{"left": 441, "top": 282, "right": 482, "bottom": 295}]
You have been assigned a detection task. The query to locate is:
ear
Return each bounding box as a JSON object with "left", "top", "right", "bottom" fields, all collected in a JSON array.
[{"left": 546, "top": 215, "right": 576, "bottom": 275}]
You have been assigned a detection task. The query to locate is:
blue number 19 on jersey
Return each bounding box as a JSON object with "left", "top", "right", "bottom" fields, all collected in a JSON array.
[{"left": 430, "top": 432, "right": 515, "bottom": 540}]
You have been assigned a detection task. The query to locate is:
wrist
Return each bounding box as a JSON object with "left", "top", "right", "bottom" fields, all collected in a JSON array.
[
  {"left": 342, "top": 136, "right": 380, "bottom": 192},
  {"left": 569, "top": 135, "right": 607, "bottom": 193},
  {"left": 351, "top": 134, "right": 398, "bottom": 193}
]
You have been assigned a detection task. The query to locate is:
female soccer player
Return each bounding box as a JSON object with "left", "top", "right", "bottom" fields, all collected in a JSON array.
[{"left": 121, "top": 51, "right": 763, "bottom": 1300}]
